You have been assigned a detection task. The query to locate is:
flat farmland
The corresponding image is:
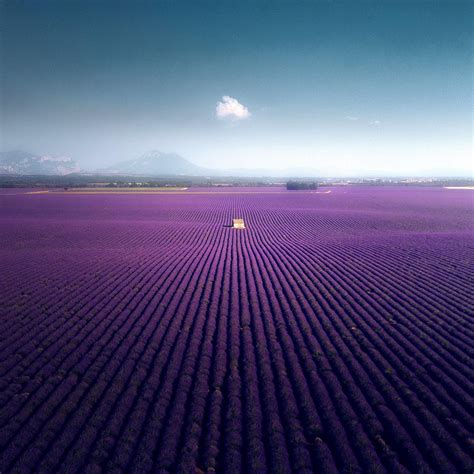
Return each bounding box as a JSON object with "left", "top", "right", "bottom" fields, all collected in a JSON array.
[{"left": 0, "top": 187, "right": 473, "bottom": 473}]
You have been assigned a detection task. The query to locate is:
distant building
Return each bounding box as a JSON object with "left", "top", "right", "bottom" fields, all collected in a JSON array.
[{"left": 232, "top": 219, "right": 245, "bottom": 229}]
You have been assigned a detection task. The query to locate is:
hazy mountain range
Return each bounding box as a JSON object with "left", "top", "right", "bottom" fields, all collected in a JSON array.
[
  {"left": 98, "top": 151, "right": 208, "bottom": 176},
  {"left": 0, "top": 151, "right": 81, "bottom": 176},
  {"left": 99, "top": 151, "right": 324, "bottom": 178},
  {"left": 1, "top": 150, "right": 321, "bottom": 178},
  {"left": 1, "top": 150, "right": 471, "bottom": 178}
]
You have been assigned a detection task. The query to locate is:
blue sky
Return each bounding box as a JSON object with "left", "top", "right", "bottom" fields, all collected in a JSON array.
[{"left": 1, "top": 0, "right": 472, "bottom": 176}]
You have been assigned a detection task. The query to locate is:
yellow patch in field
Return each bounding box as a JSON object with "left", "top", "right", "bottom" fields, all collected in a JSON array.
[
  {"left": 444, "top": 186, "right": 474, "bottom": 190},
  {"left": 63, "top": 187, "right": 188, "bottom": 192},
  {"left": 232, "top": 219, "right": 246, "bottom": 229}
]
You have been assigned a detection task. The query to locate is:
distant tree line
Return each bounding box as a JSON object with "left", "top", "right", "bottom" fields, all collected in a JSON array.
[
  {"left": 1, "top": 174, "right": 472, "bottom": 189},
  {"left": 286, "top": 181, "right": 318, "bottom": 190}
]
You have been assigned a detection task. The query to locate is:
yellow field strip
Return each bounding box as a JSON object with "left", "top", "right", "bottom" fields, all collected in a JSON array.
[
  {"left": 62, "top": 187, "right": 189, "bottom": 191},
  {"left": 444, "top": 186, "right": 474, "bottom": 190},
  {"left": 25, "top": 190, "right": 333, "bottom": 195}
]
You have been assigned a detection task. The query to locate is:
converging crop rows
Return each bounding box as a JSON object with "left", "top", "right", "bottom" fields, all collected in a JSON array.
[{"left": 0, "top": 187, "right": 472, "bottom": 473}]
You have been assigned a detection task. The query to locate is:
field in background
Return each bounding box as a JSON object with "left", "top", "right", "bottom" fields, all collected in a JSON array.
[{"left": 0, "top": 187, "right": 473, "bottom": 472}]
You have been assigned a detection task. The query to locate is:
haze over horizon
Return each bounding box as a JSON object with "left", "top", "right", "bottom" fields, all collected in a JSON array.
[{"left": 1, "top": 0, "right": 472, "bottom": 177}]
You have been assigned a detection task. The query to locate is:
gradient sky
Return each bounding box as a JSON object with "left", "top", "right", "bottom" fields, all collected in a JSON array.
[{"left": 1, "top": 0, "right": 472, "bottom": 176}]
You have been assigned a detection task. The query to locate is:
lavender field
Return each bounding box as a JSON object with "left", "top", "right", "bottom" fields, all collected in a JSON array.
[{"left": 0, "top": 186, "right": 473, "bottom": 473}]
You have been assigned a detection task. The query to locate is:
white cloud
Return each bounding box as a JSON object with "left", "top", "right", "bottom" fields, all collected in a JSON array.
[
  {"left": 216, "top": 96, "right": 250, "bottom": 120},
  {"left": 369, "top": 120, "right": 381, "bottom": 126},
  {"left": 345, "top": 116, "right": 359, "bottom": 121}
]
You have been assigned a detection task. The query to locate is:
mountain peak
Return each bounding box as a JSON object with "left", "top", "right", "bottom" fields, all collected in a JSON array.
[{"left": 100, "top": 151, "right": 207, "bottom": 176}]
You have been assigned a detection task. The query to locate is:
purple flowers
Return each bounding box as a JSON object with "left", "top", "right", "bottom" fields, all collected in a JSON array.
[{"left": 0, "top": 186, "right": 472, "bottom": 472}]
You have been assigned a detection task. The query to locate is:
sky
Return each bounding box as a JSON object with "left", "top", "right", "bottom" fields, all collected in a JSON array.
[{"left": 0, "top": 0, "right": 472, "bottom": 176}]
